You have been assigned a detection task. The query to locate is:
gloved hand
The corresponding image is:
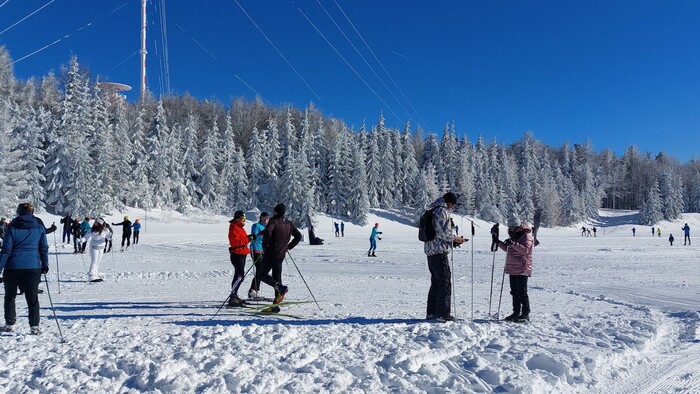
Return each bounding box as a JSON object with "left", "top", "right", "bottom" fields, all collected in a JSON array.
[
  {"left": 378, "top": 238, "right": 382, "bottom": 240},
  {"left": 248, "top": 234, "right": 256, "bottom": 240},
  {"left": 501, "top": 239, "right": 514, "bottom": 247},
  {"left": 379, "top": 232, "right": 383, "bottom": 234},
  {"left": 48, "top": 224, "right": 57, "bottom": 233},
  {"left": 41, "top": 266, "right": 49, "bottom": 274}
]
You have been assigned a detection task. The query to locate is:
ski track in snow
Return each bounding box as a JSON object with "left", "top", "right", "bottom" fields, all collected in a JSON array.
[{"left": 0, "top": 208, "right": 699, "bottom": 392}]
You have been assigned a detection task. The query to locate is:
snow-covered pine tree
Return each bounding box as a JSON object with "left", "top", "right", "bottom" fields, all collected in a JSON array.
[
  {"left": 227, "top": 146, "right": 249, "bottom": 210},
  {"left": 146, "top": 100, "right": 173, "bottom": 209},
  {"left": 364, "top": 125, "right": 381, "bottom": 207},
  {"left": 198, "top": 119, "right": 221, "bottom": 209},
  {"left": 347, "top": 137, "right": 370, "bottom": 225},
  {"left": 0, "top": 99, "right": 28, "bottom": 214},
  {"left": 326, "top": 129, "right": 351, "bottom": 216},
  {"left": 639, "top": 181, "right": 663, "bottom": 225},
  {"left": 181, "top": 112, "right": 202, "bottom": 203},
  {"left": 129, "top": 104, "right": 153, "bottom": 210},
  {"left": 377, "top": 121, "right": 396, "bottom": 208},
  {"left": 246, "top": 125, "right": 266, "bottom": 208},
  {"left": 400, "top": 122, "right": 420, "bottom": 207},
  {"left": 659, "top": 170, "right": 683, "bottom": 221}
]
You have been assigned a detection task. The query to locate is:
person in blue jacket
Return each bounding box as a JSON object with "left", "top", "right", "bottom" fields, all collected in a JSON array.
[
  {"left": 247, "top": 212, "right": 268, "bottom": 299},
  {"left": 79, "top": 217, "right": 92, "bottom": 253},
  {"left": 0, "top": 203, "right": 49, "bottom": 335},
  {"left": 132, "top": 219, "right": 142, "bottom": 244},
  {"left": 367, "top": 223, "right": 382, "bottom": 257},
  {"left": 682, "top": 223, "right": 691, "bottom": 245}
]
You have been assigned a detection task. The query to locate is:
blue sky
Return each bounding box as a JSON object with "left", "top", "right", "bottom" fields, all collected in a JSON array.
[{"left": 1, "top": 1, "right": 699, "bottom": 162}]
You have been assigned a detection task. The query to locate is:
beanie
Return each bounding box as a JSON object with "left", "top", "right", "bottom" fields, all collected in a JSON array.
[
  {"left": 507, "top": 215, "right": 521, "bottom": 228},
  {"left": 234, "top": 210, "right": 245, "bottom": 220},
  {"left": 260, "top": 212, "right": 269, "bottom": 219},
  {"left": 443, "top": 192, "right": 458, "bottom": 205},
  {"left": 274, "top": 203, "right": 286, "bottom": 216}
]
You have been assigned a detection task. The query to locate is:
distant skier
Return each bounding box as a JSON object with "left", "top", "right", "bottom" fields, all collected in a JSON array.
[
  {"left": 132, "top": 219, "right": 141, "bottom": 244},
  {"left": 79, "top": 218, "right": 92, "bottom": 253},
  {"left": 498, "top": 215, "right": 534, "bottom": 322},
  {"left": 368, "top": 223, "right": 382, "bottom": 257},
  {"left": 60, "top": 214, "right": 73, "bottom": 244},
  {"left": 669, "top": 234, "right": 674, "bottom": 246},
  {"left": 0, "top": 203, "right": 49, "bottom": 335},
  {"left": 103, "top": 222, "right": 113, "bottom": 253},
  {"left": 247, "top": 212, "right": 268, "bottom": 299},
  {"left": 334, "top": 222, "right": 340, "bottom": 237},
  {"left": 632, "top": 227, "right": 636, "bottom": 237},
  {"left": 657, "top": 228, "right": 661, "bottom": 237},
  {"left": 423, "top": 192, "right": 465, "bottom": 323},
  {"left": 592, "top": 227, "right": 597, "bottom": 237},
  {"left": 112, "top": 216, "right": 133, "bottom": 251},
  {"left": 257, "top": 203, "right": 301, "bottom": 304},
  {"left": 490, "top": 223, "right": 500, "bottom": 252},
  {"left": 682, "top": 223, "right": 691, "bottom": 245},
  {"left": 227, "top": 211, "right": 253, "bottom": 307},
  {"left": 71, "top": 217, "right": 82, "bottom": 253},
  {"left": 581, "top": 226, "right": 586, "bottom": 236},
  {"left": 86, "top": 218, "right": 110, "bottom": 282},
  {"left": 340, "top": 222, "right": 345, "bottom": 237},
  {"left": 652, "top": 227, "right": 655, "bottom": 236}
]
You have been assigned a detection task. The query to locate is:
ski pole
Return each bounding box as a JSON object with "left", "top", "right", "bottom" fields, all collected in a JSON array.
[
  {"left": 211, "top": 291, "right": 233, "bottom": 320},
  {"left": 111, "top": 247, "right": 117, "bottom": 283},
  {"left": 488, "top": 249, "right": 496, "bottom": 316},
  {"left": 52, "top": 231, "right": 61, "bottom": 293},
  {"left": 496, "top": 265, "right": 506, "bottom": 320},
  {"left": 286, "top": 251, "right": 322, "bottom": 310},
  {"left": 43, "top": 273, "right": 66, "bottom": 343},
  {"left": 470, "top": 220, "right": 475, "bottom": 321}
]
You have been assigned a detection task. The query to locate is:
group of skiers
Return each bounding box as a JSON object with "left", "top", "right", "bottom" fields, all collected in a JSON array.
[
  {"left": 669, "top": 223, "right": 692, "bottom": 246},
  {"left": 226, "top": 203, "right": 301, "bottom": 310},
  {"left": 580, "top": 226, "right": 597, "bottom": 237},
  {"left": 423, "top": 192, "right": 534, "bottom": 323},
  {"left": 333, "top": 221, "right": 345, "bottom": 237}
]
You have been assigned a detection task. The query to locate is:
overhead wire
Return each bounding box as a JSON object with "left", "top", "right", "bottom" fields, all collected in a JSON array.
[
  {"left": 174, "top": 23, "right": 269, "bottom": 104},
  {"left": 159, "top": 0, "right": 171, "bottom": 95},
  {"left": 297, "top": 6, "right": 404, "bottom": 125},
  {"left": 0, "top": 0, "right": 55, "bottom": 36},
  {"left": 333, "top": 0, "right": 431, "bottom": 131},
  {"left": 106, "top": 49, "right": 139, "bottom": 74},
  {"left": 314, "top": 0, "right": 416, "bottom": 128},
  {"left": 232, "top": 0, "right": 322, "bottom": 102},
  {"left": 0, "top": 0, "right": 12, "bottom": 10},
  {"left": 10, "top": 2, "right": 131, "bottom": 65}
]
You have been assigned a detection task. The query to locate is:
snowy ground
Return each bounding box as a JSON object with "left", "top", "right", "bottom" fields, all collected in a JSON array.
[{"left": 0, "top": 208, "right": 699, "bottom": 393}]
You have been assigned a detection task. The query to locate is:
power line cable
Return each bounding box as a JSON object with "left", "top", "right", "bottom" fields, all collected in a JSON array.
[
  {"left": 174, "top": 23, "right": 269, "bottom": 104},
  {"left": 159, "top": 0, "right": 171, "bottom": 95},
  {"left": 0, "top": 0, "right": 55, "bottom": 36},
  {"left": 297, "top": 6, "right": 404, "bottom": 125},
  {"left": 233, "top": 0, "right": 322, "bottom": 102},
  {"left": 315, "top": 0, "right": 417, "bottom": 128},
  {"left": 333, "top": 0, "right": 431, "bottom": 131},
  {"left": 11, "top": 2, "right": 131, "bottom": 65},
  {"left": 0, "top": 0, "right": 12, "bottom": 10},
  {"left": 106, "top": 49, "right": 139, "bottom": 74}
]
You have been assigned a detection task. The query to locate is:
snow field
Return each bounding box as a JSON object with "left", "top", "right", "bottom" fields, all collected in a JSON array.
[{"left": 0, "top": 208, "right": 698, "bottom": 392}]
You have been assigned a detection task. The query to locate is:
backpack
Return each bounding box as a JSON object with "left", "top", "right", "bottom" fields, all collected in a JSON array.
[{"left": 418, "top": 208, "right": 436, "bottom": 242}]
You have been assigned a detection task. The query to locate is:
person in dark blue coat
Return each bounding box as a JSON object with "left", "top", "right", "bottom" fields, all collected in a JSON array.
[{"left": 0, "top": 203, "right": 49, "bottom": 335}]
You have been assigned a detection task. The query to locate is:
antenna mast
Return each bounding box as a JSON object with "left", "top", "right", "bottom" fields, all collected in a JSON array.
[{"left": 140, "top": 0, "right": 147, "bottom": 101}]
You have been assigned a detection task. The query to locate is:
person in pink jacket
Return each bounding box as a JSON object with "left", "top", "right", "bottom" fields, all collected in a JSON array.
[{"left": 498, "top": 216, "right": 533, "bottom": 322}]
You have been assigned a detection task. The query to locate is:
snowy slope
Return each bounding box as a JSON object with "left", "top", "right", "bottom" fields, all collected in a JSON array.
[{"left": 0, "top": 208, "right": 698, "bottom": 393}]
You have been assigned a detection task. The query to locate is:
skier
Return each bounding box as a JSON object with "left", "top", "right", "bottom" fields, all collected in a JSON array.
[
  {"left": 368, "top": 223, "right": 382, "bottom": 257},
  {"left": 497, "top": 215, "right": 534, "bottom": 322},
  {"left": 227, "top": 211, "right": 254, "bottom": 306},
  {"left": 334, "top": 222, "right": 340, "bottom": 237},
  {"left": 0, "top": 203, "right": 49, "bottom": 335},
  {"left": 112, "top": 216, "right": 133, "bottom": 251},
  {"left": 79, "top": 217, "right": 92, "bottom": 253},
  {"left": 59, "top": 214, "right": 73, "bottom": 244},
  {"left": 592, "top": 227, "right": 597, "bottom": 237},
  {"left": 657, "top": 228, "right": 662, "bottom": 237},
  {"left": 256, "top": 203, "right": 301, "bottom": 304},
  {"left": 132, "top": 219, "right": 141, "bottom": 244},
  {"left": 86, "top": 218, "right": 110, "bottom": 282},
  {"left": 247, "top": 212, "right": 268, "bottom": 299},
  {"left": 490, "top": 223, "right": 500, "bottom": 252},
  {"left": 581, "top": 226, "right": 586, "bottom": 236},
  {"left": 423, "top": 192, "right": 466, "bottom": 323},
  {"left": 103, "top": 222, "right": 113, "bottom": 253},
  {"left": 340, "top": 222, "right": 345, "bottom": 237},
  {"left": 682, "top": 223, "right": 691, "bottom": 245},
  {"left": 669, "top": 234, "right": 675, "bottom": 246},
  {"left": 632, "top": 227, "right": 636, "bottom": 236},
  {"left": 652, "top": 227, "right": 655, "bottom": 236},
  {"left": 71, "top": 217, "right": 82, "bottom": 253}
]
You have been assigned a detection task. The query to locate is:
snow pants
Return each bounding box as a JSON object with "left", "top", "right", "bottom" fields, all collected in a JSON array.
[
  {"left": 257, "top": 255, "right": 284, "bottom": 295},
  {"left": 229, "top": 253, "right": 246, "bottom": 296},
  {"left": 426, "top": 253, "right": 452, "bottom": 318},
  {"left": 133, "top": 231, "right": 140, "bottom": 244},
  {"left": 88, "top": 248, "right": 105, "bottom": 280},
  {"left": 62, "top": 227, "right": 71, "bottom": 243},
  {"left": 3, "top": 269, "right": 42, "bottom": 327},
  {"left": 509, "top": 275, "right": 530, "bottom": 316},
  {"left": 121, "top": 231, "right": 132, "bottom": 248},
  {"left": 685, "top": 234, "right": 691, "bottom": 245}
]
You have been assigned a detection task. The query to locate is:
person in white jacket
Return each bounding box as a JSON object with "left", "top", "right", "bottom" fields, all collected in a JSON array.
[{"left": 87, "top": 218, "right": 110, "bottom": 282}]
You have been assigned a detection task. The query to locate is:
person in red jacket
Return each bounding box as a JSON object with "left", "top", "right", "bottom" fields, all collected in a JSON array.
[
  {"left": 227, "top": 210, "right": 254, "bottom": 307},
  {"left": 498, "top": 216, "right": 534, "bottom": 322}
]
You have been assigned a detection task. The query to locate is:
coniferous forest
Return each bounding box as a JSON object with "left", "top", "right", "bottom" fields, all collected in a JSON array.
[{"left": 1, "top": 49, "right": 699, "bottom": 227}]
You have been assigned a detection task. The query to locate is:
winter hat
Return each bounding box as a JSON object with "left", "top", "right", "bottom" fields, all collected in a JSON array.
[
  {"left": 234, "top": 210, "right": 245, "bottom": 220},
  {"left": 16, "top": 202, "right": 34, "bottom": 215},
  {"left": 274, "top": 203, "right": 286, "bottom": 216},
  {"left": 507, "top": 214, "right": 521, "bottom": 228},
  {"left": 260, "top": 212, "right": 269, "bottom": 219},
  {"left": 443, "top": 192, "right": 458, "bottom": 205},
  {"left": 124, "top": 215, "right": 129, "bottom": 220}
]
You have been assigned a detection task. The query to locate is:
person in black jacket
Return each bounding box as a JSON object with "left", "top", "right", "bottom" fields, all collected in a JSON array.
[
  {"left": 59, "top": 214, "right": 72, "bottom": 244},
  {"left": 490, "top": 223, "right": 500, "bottom": 252},
  {"left": 257, "top": 204, "right": 302, "bottom": 304},
  {"left": 112, "top": 216, "right": 133, "bottom": 251},
  {"left": 0, "top": 203, "right": 49, "bottom": 335},
  {"left": 70, "top": 217, "right": 81, "bottom": 253}
]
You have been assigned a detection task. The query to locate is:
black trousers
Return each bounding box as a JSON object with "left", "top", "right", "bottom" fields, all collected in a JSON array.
[
  {"left": 229, "top": 253, "right": 246, "bottom": 296},
  {"left": 509, "top": 275, "right": 530, "bottom": 316},
  {"left": 121, "top": 232, "right": 132, "bottom": 247},
  {"left": 426, "top": 253, "right": 451, "bottom": 318},
  {"left": 256, "top": 254, "right": 284, "bottom": 295},
  {"left": 62, "top": 227, "right": 71, "bottom": 243},
  {"left": 3, "top": 269, "right": 42, "bottom": 327},
  {"left": 133, "top": 231, "right": 140, "bottom": 244},
  {"left": 248, "top": 252, "right": 263, "bottom": 292},
  {"left": 490, "top": 237, "right": 499, "bottom": 252},
  {"left": 685, "top": 234, "right": 691, "bottom": 245}
]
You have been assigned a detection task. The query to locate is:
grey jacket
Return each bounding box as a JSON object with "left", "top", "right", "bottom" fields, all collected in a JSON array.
[{"left": 423, "top": 197, "right": 454, "bottom": 256}]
